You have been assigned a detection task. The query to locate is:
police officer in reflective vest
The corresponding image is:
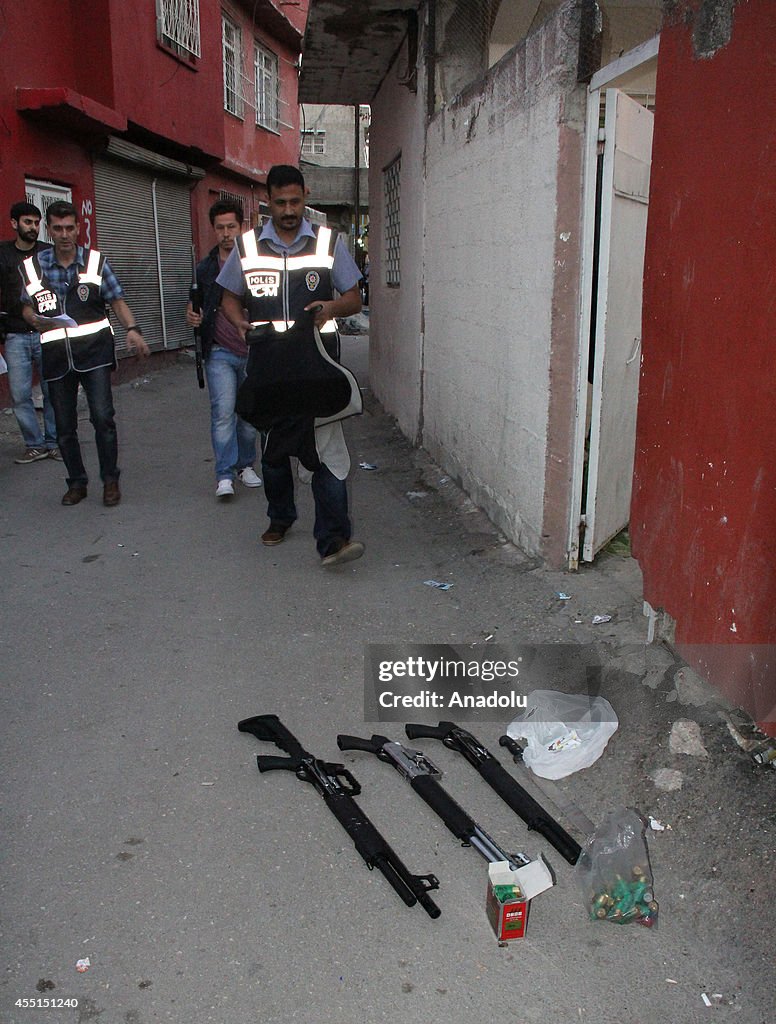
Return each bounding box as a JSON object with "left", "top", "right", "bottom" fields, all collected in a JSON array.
[
  {"left": 218, "top": 165, "right": 365, "bottom": 567},
  {"left": 21, "top": 201, "right": 149, "bottom": 506}
]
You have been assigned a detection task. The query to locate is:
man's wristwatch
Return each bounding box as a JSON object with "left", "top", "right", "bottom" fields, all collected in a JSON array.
[{"left": 126, "top": 325, "right": 142, "bottom": 335}]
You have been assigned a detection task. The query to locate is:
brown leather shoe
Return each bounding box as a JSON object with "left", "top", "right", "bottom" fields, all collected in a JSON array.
[
  {"left": 320, "top": 539, "right": 365, "bottom": 567},
  {"left": 103, "top": 480, "right": 121, "bottom": 507},
  {"left": 61, "top": 485, "right": 88, "bottom": 506},
  {"left": 261, "top": 522, "right": 291, "bottom": 546}
]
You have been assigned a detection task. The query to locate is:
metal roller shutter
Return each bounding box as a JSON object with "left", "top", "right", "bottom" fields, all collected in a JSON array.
[
  {"left": 153, "top": 177, "right": 193, "bottom": 351},
  {"left": 93, "top": 159, "right": 192, "bottom": 354}
]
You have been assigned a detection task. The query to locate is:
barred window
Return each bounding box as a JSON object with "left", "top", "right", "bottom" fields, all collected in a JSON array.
[
  {"left": 254, "top": 42, "right": 279, "bottom": 132},
  {"left": 384, "top": 156, "right": 401, "bottom": 287},
  {"left": 218, "top": 189, "right": 247, "bottom": 217},
  {"left": 222, "top": 14, "right": 243, "bottom": 117},
  {"left": 301, "top": 130, "right": 326, "bottom": 156},
  {"left": 25, "top": 179, "right": 72, "bottom": 245},
  {"left": 157, "top": 0, "right": 201, "bottom": 59}
]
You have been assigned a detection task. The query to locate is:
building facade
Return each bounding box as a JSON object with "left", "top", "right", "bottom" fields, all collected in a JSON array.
[
  {"left": 300, "top": 103, "right": 370, "bottom": 249},
  {"left": 1, "top": 0, "right": 306, "bottom": 366},
  {"left": 301, "top": 0, "right": 775, "bottom": 732}
]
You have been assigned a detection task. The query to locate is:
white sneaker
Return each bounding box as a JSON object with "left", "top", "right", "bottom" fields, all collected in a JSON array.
[
  {"left": 216, "top": 478, "right": 235, "bottom": 500},
  {"left": 238, "top": 466, "right": 263, "bottom": 488}
]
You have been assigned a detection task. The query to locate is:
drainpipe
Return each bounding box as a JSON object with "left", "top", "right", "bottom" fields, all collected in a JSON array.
[
  {"left": 151, "top": 178, "right": 168, "bottom": 348},
  {"left": 354, "top": 104, "right": 360, "bottom": 257}
]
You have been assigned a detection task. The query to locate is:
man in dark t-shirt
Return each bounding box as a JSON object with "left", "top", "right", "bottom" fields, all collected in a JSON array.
[
  {"left": 186, "top": 200, "right": 261, "bottom": 501},
  {"left": 0, "top": 201, "right": 58, "bottom": 463}
]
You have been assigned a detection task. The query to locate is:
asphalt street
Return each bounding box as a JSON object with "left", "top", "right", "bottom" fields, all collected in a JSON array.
[{"left": 1, "top": 338, "right": 773, "bottom": 1024}]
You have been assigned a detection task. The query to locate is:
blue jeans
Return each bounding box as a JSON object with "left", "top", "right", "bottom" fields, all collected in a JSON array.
[
  {"left": 47, "top": 366, "right": 118, "bottom": 486},
  {"left": 263, "top": 458, "right": 351, "bottom": 557},
  {"left": 205, "top": 347, "right": 257, "bottom": 480},
  {"left": 4, "top": 332, "right": 57, "bottom": 449}
]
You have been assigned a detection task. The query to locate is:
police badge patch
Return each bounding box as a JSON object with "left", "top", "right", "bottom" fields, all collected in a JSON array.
[
  {"left": 305, "top": 271, "right": 320, "bottom": 292},
  {"left": 77, "top": 284, "right": 90, "bottom": 302}
]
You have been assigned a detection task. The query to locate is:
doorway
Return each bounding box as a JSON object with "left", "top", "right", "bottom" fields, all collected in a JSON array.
[{"left": 568, "top": 36, "right": 660, "bottom": 569}]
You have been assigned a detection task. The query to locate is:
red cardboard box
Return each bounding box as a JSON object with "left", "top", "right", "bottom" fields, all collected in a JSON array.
[
  {"left": 487, "top": 883, "right": 528, "bottom": 940},
  {"left": 486, "top": 859, "right": 553, "bottom": 942}
]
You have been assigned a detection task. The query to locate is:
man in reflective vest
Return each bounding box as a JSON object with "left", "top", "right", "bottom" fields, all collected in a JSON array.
[
  {"left": 21, "top": 201, "right": 149, "bottom": 507},
  {"left": 217, "top": 165, "right": 365, "bottom": 567}
]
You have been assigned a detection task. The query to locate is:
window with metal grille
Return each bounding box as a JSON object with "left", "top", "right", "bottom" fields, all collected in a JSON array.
[
  {"left": 157, "top": 0, "right": 201, "bottom": 58},
  {"left": 218, "top": 189, "right": 246, "bottom": 211},
  {"left": 25, "top": 180, "right": 72, "bottom": 244},
  {"left": 222, "top": 14, "right": 243, "bottom": 117},
  {"left": 301, "top": 130, "right": 326, "bottom": 156},
  {"left": 384, "top": 156, "right": 401, "bottom": 287},
  {"left": 254, "top": 42, "right": 279, "bottom": 131}
]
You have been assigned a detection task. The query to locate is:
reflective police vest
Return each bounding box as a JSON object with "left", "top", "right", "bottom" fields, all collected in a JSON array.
[
  {"left": 236, "top": 224, "right": 338, "bottom": 335},
  {"left": 21, "top": 249, "right": 115, "bottom": 381},
  {"left": 233, "top": 224, "right": 362, "bottom": 448}
]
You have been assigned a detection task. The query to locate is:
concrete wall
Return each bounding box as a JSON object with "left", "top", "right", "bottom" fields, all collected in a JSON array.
[
  {"left": 631, "top": 0, "right": 776, "bottom": 732},
  {"left": 368, "top": 34, "right": 427, "bottom": 443},
  {"left": 301, "top": 104, "right": 369, "bottom": 167},
  {"left": 423, "top": 8, "right": 584, "bottom": 555},
  {"left": 369, "top": 2, "right": 585, "bottom": 555}
]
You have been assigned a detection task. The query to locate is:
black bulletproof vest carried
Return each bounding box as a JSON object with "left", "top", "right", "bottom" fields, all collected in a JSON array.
[{"left": 234, "top": 225, "right": 361, "bottom": 469}]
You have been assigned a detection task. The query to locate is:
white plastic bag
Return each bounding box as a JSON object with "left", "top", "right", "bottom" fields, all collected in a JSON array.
[{"left": 507, "top": 689, "right": 618, "bottom": 779}]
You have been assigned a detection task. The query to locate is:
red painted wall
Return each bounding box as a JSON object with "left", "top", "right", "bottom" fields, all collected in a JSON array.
[
  {"left": 108, "top": 0, "right": 224, "bottom": 161},
  {"left": 1, "top": 0, "right": 306, "bottom": 219},
  {"left": 220, "top": 16, "right": 302, "bottom": 183},
  {"left": 72, "top": 0, "right": 116, "bottom": 108},
  {"left": 631, "top": 0, "right": 776, "bottom": 732},
  {"left": 0, "top": 4, "right": 88, "bottom": 217}
]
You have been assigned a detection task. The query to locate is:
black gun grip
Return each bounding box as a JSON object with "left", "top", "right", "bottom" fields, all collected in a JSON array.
[
  {"left": 256, "top": 754, "right": 296, "bottom": 773},
  {"left": 405, "top": 722, "right": 451, "bottom": 741},
  {"left": 238, "top": 714, "right": 278, "bottom": 739},
  {"left": 239, "top": 715, "right": 306, "bottom": 759},
  {"left": 337, "top": 734, "right": 381, "bottom": 755}
]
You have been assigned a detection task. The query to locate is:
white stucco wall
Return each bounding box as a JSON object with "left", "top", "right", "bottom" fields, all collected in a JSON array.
[
  {"left": 369, "top": 3, "right": 585, "bottom": 556},
  {"left": 368, "top": 37, "right": 427, "bottom": 442},
  {"left": 422, "top": 12, "right": 582, "bottom": 553}
]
